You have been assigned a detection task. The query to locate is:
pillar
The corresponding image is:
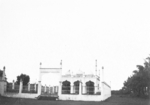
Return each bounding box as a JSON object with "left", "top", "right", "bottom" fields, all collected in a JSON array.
[
  {"left": 53, "top": 86, "right": 54, "bottom": 94},
  {"left": 94, "top": 83, "right": 97, "bottom": 94},
  {"left": 70, "top": 82, "right": 73, "bottom": 94},
  {"left": 82, "top": 83, "right": 86, "bottom": 94},
  {"left": 28, "top": 83, "right": 30, "bottom": 91},
  {"left": 79, "top": 81, "right": 82, "bottom": 95},
  {"left": 51, "top": 87, "right": 52, "bottom": 94},
  {"left": 55, "top": 86, "right": 56, "bottom": 93},
  {"left": 37, "top": 81, "right": 41, "bottom": 95},
  {"left": 19, "top": 80, "right": 23, "bottom": 94},
  {"left": 12, "top": 80, "right": 15, "bottom": 90},
  {"left": 2, "top": 66, "right": 5, "bottom": 80},
  {"left": 100, "top": 67, "right": 104, "bottom": 100},
  {"left": 56, "top": 86, "right": 58, "bottom": 93},
  {"left": 38, "top": 63, "right": 42, "bottom": 95},
  {"left": 49, "top": 85, "right": 51, "bottom": 94},
  {"left": 51, "top": 87, "right": 53, "bottom": 94},
  {"left": 52, "top": 86, "right": 54, "bottom": 93},
  {"left": 95, "top": 60, "right": 97, "bottom": 76},
  {"left": 34, "top": 83, "right": 37, "bottom": 92},
  {"left": 44, "top": 85, "right": 47, "bottom": 93},
  {"left": 58, "top": 82, "right": 62, "bottom": 96}
]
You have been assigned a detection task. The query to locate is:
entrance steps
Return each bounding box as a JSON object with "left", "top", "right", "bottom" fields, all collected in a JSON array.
[{"left": 37, "top": 94, "right": 58, "bottom": 100}]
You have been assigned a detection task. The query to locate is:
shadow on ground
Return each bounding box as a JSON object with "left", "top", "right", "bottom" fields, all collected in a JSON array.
[{"left": 0, "top": 95, "right": 149, "bottom": 105}]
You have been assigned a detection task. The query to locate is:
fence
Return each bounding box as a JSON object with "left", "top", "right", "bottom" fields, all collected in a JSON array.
[
  {"left": 22, "top": 84, "right": 38, "bottom": 93},
  {"left": 6, "top": 82, "right": 38, "bottom": 94},
  {"left": 41, "top": 85, "right": 58, "bottom": 95},
  {"left": 7, "top": 83, "right": 19, "bottom": 93}
]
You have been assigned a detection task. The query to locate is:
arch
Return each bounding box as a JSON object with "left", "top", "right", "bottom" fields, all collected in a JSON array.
[
  {"left": 62, "top": 80, "right": 70, "bottom": 94},
  {"left": 74, "top": 81, "right": 80, "bottom": 94},
  {"left": 86, "top": 81, "right": 94, "bottom": 94},
  {"left": 38, "top": 61, "right": 62, "bottom": 95}
]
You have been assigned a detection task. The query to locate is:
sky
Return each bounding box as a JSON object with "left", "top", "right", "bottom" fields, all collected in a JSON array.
[{"left": 0, "top": 0, "right": 150, "bottom": 90}]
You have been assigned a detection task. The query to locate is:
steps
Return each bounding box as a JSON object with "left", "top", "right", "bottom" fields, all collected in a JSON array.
[{"left": 37, "top": 95, "right": 58, "bottom": 100}]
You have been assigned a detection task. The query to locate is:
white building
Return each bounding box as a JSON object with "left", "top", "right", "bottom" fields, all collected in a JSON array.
[{"left": 38, "top": 60, "right": 111, "bottom": 101}]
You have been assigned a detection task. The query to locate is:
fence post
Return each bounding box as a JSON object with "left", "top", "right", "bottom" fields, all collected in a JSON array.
[
  {"left": 53, "top": 86, "right": 55, "bottom": 94},
  {"left": 56, "top": 86, "right": 58, "bottom": 93},
  {"left": 37, "top": 81, "right": 41, "bottom": 95},
  {"left": 52, "top": 86, "right": 53, "bottom": 93},
  {"left": 100, "top": 67, "right": 104, "bottom": 100},
  {"left": 58, "top": 82, "right": 62, "bottom": 96},
  {"left": 44, "top": 85, "right": 47, "bottom": 93},
  {"left": 49, "top": 85, "right": 51, "bottom": 94},
  {"left": 28, "top": 83, "right": 30, "bottom": 91},
  {"left": 34, "top": 83, "right": 36, "bottom": 92},
  {"left": 12, "top": 80, "right": 15, "bottom": 90},
  {"left": 19, "top": 79, "right": 23, "bottom": 94},
  {"left": 79, "top": 81, "right": 82, "bottom": 95}
]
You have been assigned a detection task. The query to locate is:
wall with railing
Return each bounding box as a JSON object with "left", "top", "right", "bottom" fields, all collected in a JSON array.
[
  {"left": 41, "top": 85, "right": 58, "bottom": 95},
  {"left": 6, "top": 81, "right": 38, "bottom": 94}
]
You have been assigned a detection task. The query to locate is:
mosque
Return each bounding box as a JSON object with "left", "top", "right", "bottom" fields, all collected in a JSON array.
[{"left": 38, "top": 60, "right": 111, "bottom": 101}]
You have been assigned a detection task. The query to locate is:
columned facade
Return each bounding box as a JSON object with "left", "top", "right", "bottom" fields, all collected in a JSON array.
[{"left": 37, "top": 60, "right": 111, "bottom": 101}]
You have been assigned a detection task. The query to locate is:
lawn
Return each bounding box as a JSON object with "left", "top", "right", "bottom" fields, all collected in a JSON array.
[{"left": 0, "top": 95, "right": 149, "bottom": 105}]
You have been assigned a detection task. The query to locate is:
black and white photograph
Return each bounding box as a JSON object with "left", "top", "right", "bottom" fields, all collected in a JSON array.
[{"left": 0, "top": 0, "right": 150, "bottom": 105}]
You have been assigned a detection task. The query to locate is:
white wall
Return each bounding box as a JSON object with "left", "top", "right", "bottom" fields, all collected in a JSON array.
[
  {"left": 59, "top": 94, "right": 102, "bottom": 101},
  {"left": 101, "top": 82, "right": 111, "bottom": 100},
  {"left": 0, "top": 80, "right": 5, "bottom": 95},
  {"left": 4, "top": 93, "right": 39, "bottom": 99}
]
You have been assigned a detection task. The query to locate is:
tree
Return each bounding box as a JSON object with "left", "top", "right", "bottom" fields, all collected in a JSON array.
[
  {"left": 16, "top": 74, "right": 30, "bottom": 86},
  {"left": 122, "top": 55, "right": 150, "bottom": 97}
]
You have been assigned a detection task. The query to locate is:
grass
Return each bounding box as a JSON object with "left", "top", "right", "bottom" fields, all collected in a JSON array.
[{"left": 0, "top": 95, "right": 149, "bottom": 105}]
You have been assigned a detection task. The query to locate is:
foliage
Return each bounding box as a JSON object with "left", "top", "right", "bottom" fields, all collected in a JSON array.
[
  {"left": 16, "top": 74, "right": 30, "bottom": 86},
  {"left": 122, "top": 56, "right": 150, "bottom": 97}
]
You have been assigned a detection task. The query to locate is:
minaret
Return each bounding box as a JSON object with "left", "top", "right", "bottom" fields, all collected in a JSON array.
[
  {"left": 40, "top": 62, "right": 42, "bottom": 69},
  {"left": 2, "top": 66, "right": 5, "bottom": 80},
  {"left": 99, "top": 69, "right": 100, "bottom": 77},
  {"left": 95, "top": 60, "right": 97, "bottom": 76},
  {"left": 60, "top": 60, "right": 62, "bottom": 78},
  {"left": 60, "top": 60, "right": 62, "bottom": 69},
  {"left": 39, "top": 62, "right": 42, "bottom": 81},
  {"left": 101, "top": 66, "right": 104, "bottom": 82}
]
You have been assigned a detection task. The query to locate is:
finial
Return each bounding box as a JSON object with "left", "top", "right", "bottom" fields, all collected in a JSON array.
[
  {"left": 60, "top": 60, "right": 62, "bottom": 68},
  {"left": 95, "top": 60, "right": 97, "bottom": 76},
  {"left": 40, "top": 62, "right": 42, "bottom": 68},
  {"left": 3, "top": 66, "right": 5, "bottom": 71},
  {"left": 95, "top": 60, "right": 97, "bottom": 70}
]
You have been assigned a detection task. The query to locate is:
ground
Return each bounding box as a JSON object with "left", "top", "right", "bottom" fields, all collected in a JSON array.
[{"left": 0, "top": 95, "right": 149, "bottom": 105}]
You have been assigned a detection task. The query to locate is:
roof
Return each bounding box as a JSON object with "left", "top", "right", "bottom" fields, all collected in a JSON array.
[{"left": 0, "top": 70, "right": 3, "bottom": 77}]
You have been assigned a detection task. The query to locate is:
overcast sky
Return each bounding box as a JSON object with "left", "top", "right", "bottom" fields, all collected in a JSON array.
[{"left": 0, "top": 0, "right": 150, "bottom": 90}]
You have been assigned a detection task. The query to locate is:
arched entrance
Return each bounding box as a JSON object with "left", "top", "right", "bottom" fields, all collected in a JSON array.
[
  {"left": 62, "top": 80, "right": 70, "bottom": 94},
  {"left": 38, "top": 61, "right": 62, "bottom": 96},
  {"left": 86, "top": 81, "right": 94, "bottom": 94}
]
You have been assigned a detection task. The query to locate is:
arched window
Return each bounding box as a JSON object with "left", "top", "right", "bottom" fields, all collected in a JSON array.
[
  {"left": 86, "top": 81, "right": 94, "bottom": 94},
  {"left": 62, "top": 80, "right": 70, "bottom": 94},
  {"left": 74, "top": 81, "right": 80, "bottom": 94}
]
